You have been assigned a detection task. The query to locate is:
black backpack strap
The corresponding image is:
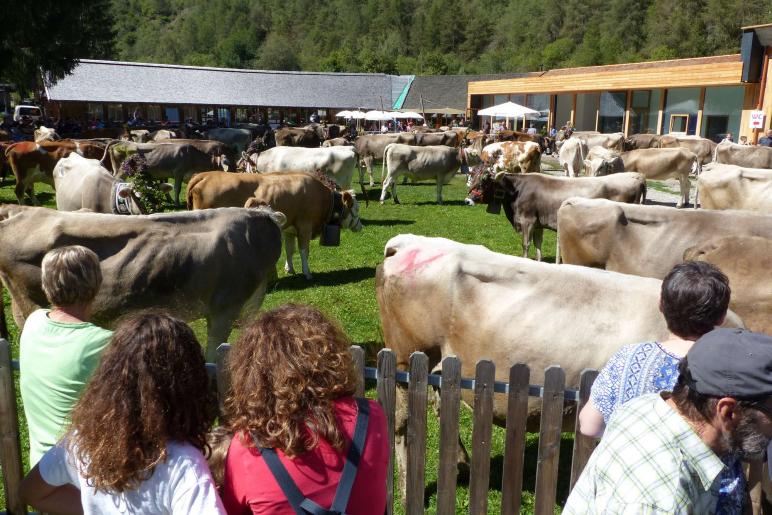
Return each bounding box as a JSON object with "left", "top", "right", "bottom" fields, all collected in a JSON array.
[
  {"left": 257, "top": 397, "right": 371, "bottom": 515},
  {"left": 329, "top": 397, "right": 370, "bottom": 513}
]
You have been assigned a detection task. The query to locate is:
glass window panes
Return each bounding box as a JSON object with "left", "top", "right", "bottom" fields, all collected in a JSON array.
[
  {"left": 107, "top": 104, "right": 123, "bottom": 122},
  {"left": 701, "top": 86, "right": 744, "bottom": 142},
  {"left": 575, "top": 93, "right": 599, "bottom": 131},
  {"left": 555, "top": 94, "right": 573, "bottom": 129},
  {"left": 670, "top": 114, "right": 689, "bottom": 134},
  {"left": 147, "top": 105, "right": 161, "bottom": 122},
  {"left": 165, "top": 107, "right": 180, "bottom": 123},
  {"left": 629, "top": 90, "right": 660, "bottom": 135},
  {"left": 599, "top": 91, "right": 626, "bottom": 133},
  {"left": 87, "top": 103, "right": 104, "bottom": 121},
  {"left": 662, "top": 88, "right": 699, "bottom": 135},
  {"left": 526, "top": 94, "right": 549, "bottom": 133}
]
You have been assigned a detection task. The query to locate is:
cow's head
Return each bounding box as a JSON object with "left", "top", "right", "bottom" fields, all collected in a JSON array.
[
  {"left": 466, "top": 165, "right": 501, "bottom": 205},
  {"left": 340, "top": 190, "right": 363, "bottom": 232},
  {"left": 213, "top": 153, "right": 231, "bottom": 172},
  {"left": 116, "top": 182, "right": 173, "bottom": 214}
]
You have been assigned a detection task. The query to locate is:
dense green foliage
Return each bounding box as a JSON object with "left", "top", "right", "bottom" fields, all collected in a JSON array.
[
  {"left": 0, "top": 0, "right": 114, "bottom": 95},
  {"left": 111, "top": 0, "right": 772, "bottom": 74}
]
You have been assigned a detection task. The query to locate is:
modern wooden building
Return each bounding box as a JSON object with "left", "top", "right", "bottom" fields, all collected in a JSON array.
[{"left": 467, "top": 23, "right": 772, "bottom": 143}]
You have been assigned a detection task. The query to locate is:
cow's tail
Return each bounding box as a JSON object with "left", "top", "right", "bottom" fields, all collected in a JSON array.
[
  {"left": 186, "top": 173, "right": 206, "bottom": 210},
  {"left": 638, "top": 180, "right": 647, "bottom": 204}
]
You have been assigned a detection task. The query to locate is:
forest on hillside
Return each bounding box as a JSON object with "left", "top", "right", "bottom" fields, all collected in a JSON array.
[{"left": 110, "top": 0, "right": 772, "bottom": 75}]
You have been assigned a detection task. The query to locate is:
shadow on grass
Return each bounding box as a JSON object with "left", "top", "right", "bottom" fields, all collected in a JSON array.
[
  {"left": 273, "top": 266, "right": 375, "bottom": 291},
  {"left": 360, "top": 218, "right": 415, "bottom": 226},
  {"left": 413, "top": 200, "right": 468, "bottom": 206}
]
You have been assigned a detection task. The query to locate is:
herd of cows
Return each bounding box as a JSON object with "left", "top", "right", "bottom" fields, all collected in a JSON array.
[{"left": 0, "top": 119, "right": 771, "bottom": 487}]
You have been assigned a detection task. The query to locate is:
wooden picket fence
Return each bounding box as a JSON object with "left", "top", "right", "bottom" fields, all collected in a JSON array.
[{"left": 0, "top": 338, "right": 601, "bottom": 514}]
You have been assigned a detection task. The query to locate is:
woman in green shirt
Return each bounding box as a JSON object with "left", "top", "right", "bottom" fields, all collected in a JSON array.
[{"left": 20, "top": 245, "right": 113, "bottom": 466}]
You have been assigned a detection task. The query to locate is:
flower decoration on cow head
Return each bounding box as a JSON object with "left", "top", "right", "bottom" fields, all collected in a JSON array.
[{"left": 119, "top": 154, "right": 167, "bottom": 214}]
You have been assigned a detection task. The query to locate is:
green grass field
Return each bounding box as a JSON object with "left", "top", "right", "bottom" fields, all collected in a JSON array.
[{"left": 0, "top": 171, "right": 570, "bottom": 513}]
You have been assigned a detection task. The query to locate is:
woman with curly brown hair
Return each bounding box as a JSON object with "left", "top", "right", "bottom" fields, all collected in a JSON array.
[
  {"left": 20, "top": 313, "right": 226, "bottom": 514},
  {"left": 221, "top": 304, "right": 389, "bottom": 515}
]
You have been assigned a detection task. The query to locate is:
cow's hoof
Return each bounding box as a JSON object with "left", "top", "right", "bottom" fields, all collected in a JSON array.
[{"left": 379, "top": 200, "right": 386, "bottom": 205}]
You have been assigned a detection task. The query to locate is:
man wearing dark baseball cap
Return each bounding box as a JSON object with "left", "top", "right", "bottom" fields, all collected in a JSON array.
[{"left": 566, "top": 328, "right": 772, "bottom": 514}]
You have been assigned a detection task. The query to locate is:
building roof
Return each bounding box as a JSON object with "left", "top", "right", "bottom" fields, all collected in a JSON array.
[
  {"left": 469, "top": 55, "right": 744, "bottom": 96},
  {"left": 45, "top": 60, "right": 407, "bottom": 109},
  {"left": 401, "top": 74, "right": 526, "bottom": 111},
  {"left": 743, "top": 23, "right": 772, "bottom": 46}
]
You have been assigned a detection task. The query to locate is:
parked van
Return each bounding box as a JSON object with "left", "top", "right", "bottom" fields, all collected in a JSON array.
[{"left": 13, "top": 104, "right": 43, "bottom": 122}]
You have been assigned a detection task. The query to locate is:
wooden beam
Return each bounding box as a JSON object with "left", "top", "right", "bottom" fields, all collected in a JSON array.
[
  {"left": 656, "top": 89, "right": 666, "bottom": 135},
  {"left": 623, "top": 90, "right": 632, "bottom": 136},
  {"left": 570, "top": 94, "right": 576, "bottom": 127},
  {"left": 695, "top": 87, "right": 706, "bottom": 136}
]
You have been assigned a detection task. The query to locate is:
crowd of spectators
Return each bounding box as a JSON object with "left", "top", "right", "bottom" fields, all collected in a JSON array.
[{"left": 12, "top": 245, "right": 772, "bottom": 514}]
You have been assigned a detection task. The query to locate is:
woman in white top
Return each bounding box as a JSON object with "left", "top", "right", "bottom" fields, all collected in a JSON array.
[{"left": 20, "top": 313, "right": 225, "bottom": 514}]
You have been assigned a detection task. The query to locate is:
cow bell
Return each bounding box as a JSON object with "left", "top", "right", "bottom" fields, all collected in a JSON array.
[
  {"left": 486, "top": 188, "right": 506, "bottom": 215},
  {"left": 320, "top": 223, "right": 341, "bottom": 246}
]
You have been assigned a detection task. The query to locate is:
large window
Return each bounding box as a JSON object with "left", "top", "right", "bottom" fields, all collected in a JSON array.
[
  {"left": 526, "top": 94, "right": 549, "bottom": 133},
  {"left": 165, "top": 107, "right": 180, "bottom": 123},
  {"left": 629, "top": 90, "right": 660, "bottom": 134},
  {"left": 598, "top": 91, "right": 626, "bottom": 133},
  {"left": 87, "top": 103, "right": 104, "bottom": 121},
  {"left": 701, "top": 86, "right": 744, "bottom": 142},
  {"left": 183, "top": 106, "right": 197, "bottom": 123},
  {"left": 147, "top": 105, "right": 161, "bottom": 122},
  {"left": 493, "top": 94, "right": 509, "bottom": 105},
  {"left": 554, "top": 94, "right": 573, "bottom": 129},
  {"left": 201, "top": 107, "right": 216, "bottom": 124},
  {"left": 235, "top": 108, "right": 249, "bottom": 123},
  {"left": 575, "top": 93, "right": 599, "bottom": 131},
  {"left": 662, "top": 88, "right": 700, "bottom": 135},
  {"left": 107, "top": 104, "right": 123, "bottom": 122}
]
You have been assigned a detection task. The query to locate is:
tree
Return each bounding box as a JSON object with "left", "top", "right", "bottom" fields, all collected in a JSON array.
[{"left": 0, "top": 1, "right": 114, "bottom": 96}]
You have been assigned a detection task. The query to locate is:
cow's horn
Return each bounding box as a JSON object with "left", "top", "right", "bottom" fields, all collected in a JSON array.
[{"left": 493, "top": 171, "right": 509, "bottom": 181}]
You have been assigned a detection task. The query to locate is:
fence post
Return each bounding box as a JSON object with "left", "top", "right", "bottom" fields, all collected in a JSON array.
[
  {"left": 215, "top": 344, "right": 232, "bottom": 417},
  {"left": 377, "top": 349, "right": 396, "bottom": 515},
  {"left": 501, "top": 363, "right": 530, "bottom": 515},
  {"left": 469, "top": 360, "right": 495, "bottom": 515},
  {"left": 534, "top": 366, "right": 565, "bottom": 515},
  {"left": 0, "top": 339, "right": 26, "bottom": 515},
  {"left": 570, "top": 369, "right": 598, "bottom": 489},
  {"left": 349, "top": 345, "right": 365, "bottom": 397},
  {"left": 405, "top": 352, "right": 428, "bottom": 515},
  {"left": 436, "top": 356, "right": 461, "bottom": 515}
]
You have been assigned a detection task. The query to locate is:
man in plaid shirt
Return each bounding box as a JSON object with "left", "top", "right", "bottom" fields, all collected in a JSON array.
[{"left": 565, "top": 329, "right": 772, "bottom": 514}]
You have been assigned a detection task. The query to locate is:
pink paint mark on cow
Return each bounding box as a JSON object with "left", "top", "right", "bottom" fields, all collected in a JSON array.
[{"left": 390, "top": 247, "right": 444, "bottom": 275}]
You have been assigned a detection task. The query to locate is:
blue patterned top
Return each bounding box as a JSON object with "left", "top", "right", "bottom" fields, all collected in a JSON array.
[{"left": 590, "top": 341, "right": 746, "bottom": 514}]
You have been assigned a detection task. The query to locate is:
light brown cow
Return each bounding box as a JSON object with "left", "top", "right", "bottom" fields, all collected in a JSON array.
[
  {"left": 557, "top": 197, "right": 772, "bottom": 279},
  {"left": 619, "top": 147, "right": 698, "bottom": 207},
  {"left": 187, "top": 171, "right": 362, "bottom": 279},
  {"left": 0, "top": 205, "right": 283, "bottom": 361},
  {"left": 658, "top": 135, "right": 716, "bottom": 165},
  {"left": 697, "top": 163, "right": 772, "bottom": 213},
  {"left": 715, "top": 141, "right": 772, "bottom": 168},
  {"left": 7, "top": 142, "right": 72, "bottom": 204},
  {"left": 624, "top": 133, "right": 661, "bottom": 150},
  {"left": 354, "top": 133, "right": 416, "bottom": 186},
  {"left": 684, "top": 235, "right": 772, "bottom": 334},
  {"left": 375, "top": 234, "right": 745, "bottom": 494}
]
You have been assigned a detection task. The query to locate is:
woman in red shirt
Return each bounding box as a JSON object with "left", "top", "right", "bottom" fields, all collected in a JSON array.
[{"left": 221, "top": 304, "right": 389, "bottom": 515}]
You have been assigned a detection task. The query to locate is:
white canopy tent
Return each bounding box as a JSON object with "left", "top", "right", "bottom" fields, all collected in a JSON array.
[
  {"left": 335, "top": 110, "right": 366, "bottom": 119},
  {"left": 478, "top": 101, "right": 540, "bottom": 131},
  {"left": 390, "top": 111, "right": 424, "bottom": 120},
  {"left": 364, "top": 110, "right": 394, "bottom": 121}
]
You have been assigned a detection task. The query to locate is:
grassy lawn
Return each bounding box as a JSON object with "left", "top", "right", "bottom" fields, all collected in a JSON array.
[{"left": 0, "top": 171, "right": 570, "bottom": 513}]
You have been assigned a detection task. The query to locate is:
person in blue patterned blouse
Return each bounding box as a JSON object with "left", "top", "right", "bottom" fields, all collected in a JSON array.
[{"left": 579, "top": 261, "right": 731, "bottom": 438}]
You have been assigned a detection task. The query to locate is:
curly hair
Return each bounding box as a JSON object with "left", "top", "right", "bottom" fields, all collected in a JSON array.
[
  {"left": 224, "top": 304, "right": 359, "bottom": 458},
  {"left": 68, "top": 313, "right": 216, "bottom": 492}
]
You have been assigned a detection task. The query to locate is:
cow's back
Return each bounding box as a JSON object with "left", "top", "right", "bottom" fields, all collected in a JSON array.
[
  {"left": 698, "top": 164, "right": 772, "bottom": 213},
  {"left": 715, "top": 142, "right": 772, "bottom": 168}
]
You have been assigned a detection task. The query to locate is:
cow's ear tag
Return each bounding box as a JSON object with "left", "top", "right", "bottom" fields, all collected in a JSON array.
[{"left": 320, "top": 224, "right": 341, "bottom": 246}]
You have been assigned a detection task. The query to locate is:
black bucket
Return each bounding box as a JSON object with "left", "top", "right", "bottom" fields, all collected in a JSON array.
[{"left": 320, "top": 223, "right": 341, "bottom": 246}]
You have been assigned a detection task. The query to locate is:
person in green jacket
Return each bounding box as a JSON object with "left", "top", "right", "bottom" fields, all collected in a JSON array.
[{"left": 20, "top": 245, "right": 113, "bottom": 467}]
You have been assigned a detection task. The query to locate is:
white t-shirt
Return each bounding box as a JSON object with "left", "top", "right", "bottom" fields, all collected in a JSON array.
[{"left": 39, "top": 440, "right": 225, "bottom": 514}]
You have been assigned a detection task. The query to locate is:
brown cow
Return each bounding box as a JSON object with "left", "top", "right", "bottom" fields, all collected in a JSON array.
[
  {"left": 353, "top": 133, "right": 416, "bottom": 186},
  {"left": 618, "top": 148, "right": 698, "bottom": 207},
  {"left": 624, "top": 133, "right": 661, "bottom": 150},
  {"left": 697, "top": 163, "right": 772, "bottom": 213},
  {"left": 557, "top": 197, "right": 772, "bottom": 279},
  {"left": 187, "top": 171, "right": 362, "bottom": 279},
  {"left": 715, "top": 141, "right": 772, "bottom": 168},
  {"left": 7, "top": 142, "right": 73, "bottom": 203},
  {"left": 0, "top": 204, "right": 283, "bottom": 361},
  {"left": 492, "top": 141, "right": 541, "bottom": 174},
  {"left": 468, "top": 172, "right": 646, "bottom": 261},
  {"left": 684, "top": 235, "right": 772, "bottom": 334},
  {"left": 414, "top": 130, "right": 460, "bottom": 147},
  {"left": 658, "top": 135, "right": 716, "bottom": 165},
  {"left": 275, "top": 126, "right": 326, "bottom": 147}
]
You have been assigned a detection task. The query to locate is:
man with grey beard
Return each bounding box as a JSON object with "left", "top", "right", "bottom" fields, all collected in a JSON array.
[{"left": 565, "top": 329, "right": 772, "bottom": 514}]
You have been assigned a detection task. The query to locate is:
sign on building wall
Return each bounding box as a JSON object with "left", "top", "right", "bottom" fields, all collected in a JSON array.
[{"left": 749, "top": 110, "right": 766, "bottom": 129}]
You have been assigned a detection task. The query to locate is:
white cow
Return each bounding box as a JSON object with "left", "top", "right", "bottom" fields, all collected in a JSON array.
[
  {"left": 54, "top": 154, "right": 144, "bottom": 214},
  {"left": 559, "top": 137, "right": 589, "bottom": 177},
  {"left": 698, "top": 163, "right": 772, "bottom": 213},
  {"left": 255, "top": 146, "right": 358, "bottom": 189}
]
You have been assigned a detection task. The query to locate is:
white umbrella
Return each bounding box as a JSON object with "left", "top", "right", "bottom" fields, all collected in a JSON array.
[
  {"left": 348, "top": 110, "right": 366, "bottom": 119},
  {"left": 477, "top": 101, "right": 539, "bottom": 118},
  {"left": 392, "top": 111, "right": 424, "bottom": 119},
  {"left": 335, "top": 110, "right": 353, "bottom": 118},
  {"left": 364, "top": 110, "right": 394, "bottom": 121}
]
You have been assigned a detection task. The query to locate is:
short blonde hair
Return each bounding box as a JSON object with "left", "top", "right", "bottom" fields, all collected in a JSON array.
[{"left": 41, "top": 246, "right": 102, "bottom": 307}]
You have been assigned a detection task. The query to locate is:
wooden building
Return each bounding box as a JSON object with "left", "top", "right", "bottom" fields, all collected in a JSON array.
[{"left": 467, "top": 23, "right": 772, "bottom": 143}]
